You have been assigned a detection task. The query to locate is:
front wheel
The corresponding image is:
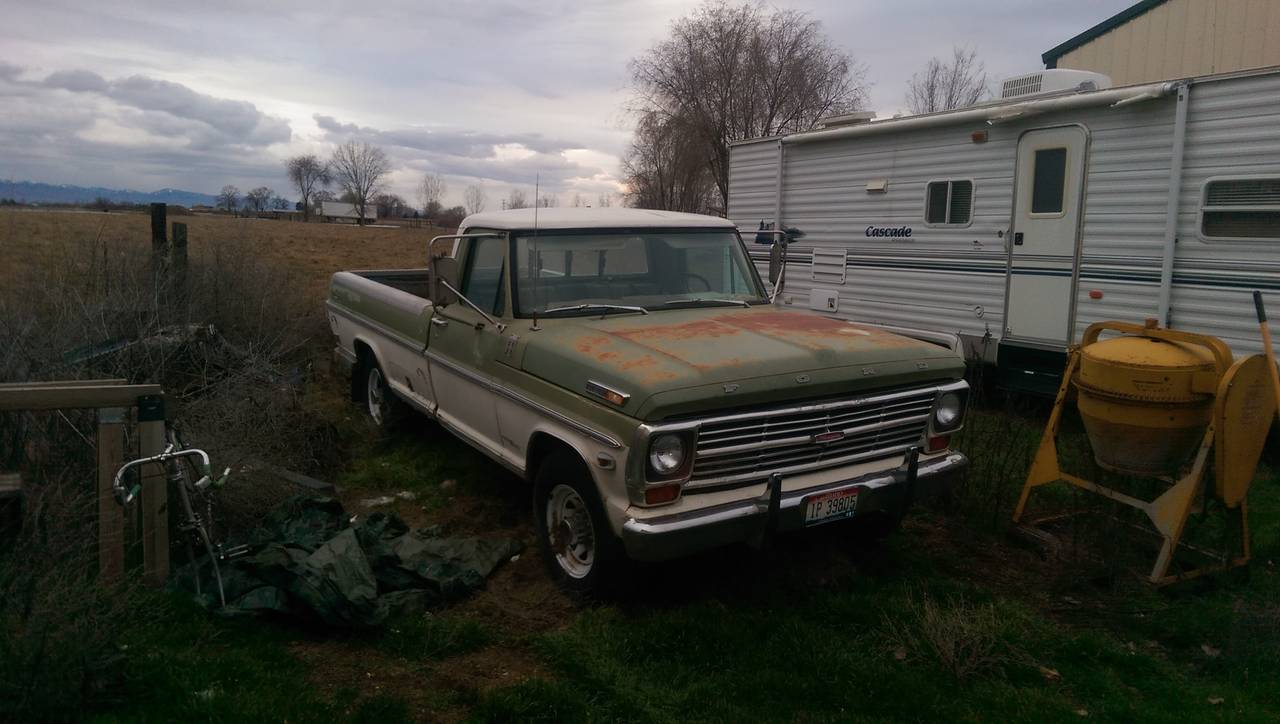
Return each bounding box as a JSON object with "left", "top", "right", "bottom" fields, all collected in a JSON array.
[{"left": 533, "top": 451, "right": 624, "bottom": 598}]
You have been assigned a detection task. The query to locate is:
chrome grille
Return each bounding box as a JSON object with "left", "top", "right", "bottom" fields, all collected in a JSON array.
[{"left": 688, "top": 385, "right": 938, "bottom": 489}]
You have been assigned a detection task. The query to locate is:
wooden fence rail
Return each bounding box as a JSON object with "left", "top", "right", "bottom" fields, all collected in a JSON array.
[{"left": 0, "top": 379, "right": 168, "bottom": 585}]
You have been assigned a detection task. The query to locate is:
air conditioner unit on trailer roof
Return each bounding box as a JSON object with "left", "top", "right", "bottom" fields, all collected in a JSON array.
[{"left": 1000, "top": 69, "right": 1112, "bottom": 99}]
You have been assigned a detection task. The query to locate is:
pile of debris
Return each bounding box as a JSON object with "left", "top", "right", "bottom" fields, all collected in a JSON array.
[{"left": 187, "top": 495, "right": 522, "bottom": 627}]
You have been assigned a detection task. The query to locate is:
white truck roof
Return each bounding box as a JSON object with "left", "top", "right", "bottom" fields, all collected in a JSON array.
[{"left": 460, "top": 207, "right": 734, "bottom": 231}]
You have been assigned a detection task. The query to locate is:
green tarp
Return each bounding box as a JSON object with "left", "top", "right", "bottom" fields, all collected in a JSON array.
[{"left": 187, "top": 496, "right": 522, "bottom": 627}]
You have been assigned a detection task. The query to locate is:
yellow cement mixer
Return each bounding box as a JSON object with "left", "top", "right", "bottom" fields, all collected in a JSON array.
[{"left": 1013, "top": 319, "right": 1276, "bottom": 585}]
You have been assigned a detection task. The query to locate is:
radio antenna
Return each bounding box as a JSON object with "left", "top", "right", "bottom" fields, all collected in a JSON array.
[{"left": 531, "top": 174, "right": 542, "bottom": 331}]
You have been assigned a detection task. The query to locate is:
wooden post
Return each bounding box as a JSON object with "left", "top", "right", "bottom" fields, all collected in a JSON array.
[
  {"left": 150, "top": 203, "right": 168, "bottom": 249},
  {"left": 97, "top": 407, "right": 127, "bottom": 582},
  {"left": 150, "top": 203, "right": 168, "bottom": 310},
  {"left": 171, "top": 221, "right": 188, "bottom": 308},
  {"left": 137, "top": 394, "right": 169, "bottom": 586}
]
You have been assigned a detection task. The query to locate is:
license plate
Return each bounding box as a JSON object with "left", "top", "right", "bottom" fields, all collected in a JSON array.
[{"left": 803, "top": 487, "right": 860, "bottom": 526}]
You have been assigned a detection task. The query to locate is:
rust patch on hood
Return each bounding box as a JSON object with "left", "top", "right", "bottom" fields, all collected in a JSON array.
[{"left": 704, "top": 310, "right": 929, "bottom": 351}]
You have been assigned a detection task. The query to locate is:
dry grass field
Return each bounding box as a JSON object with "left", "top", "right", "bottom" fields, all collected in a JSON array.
[{"left": 1, "top": 208, "right": 438, "bottom": 302}]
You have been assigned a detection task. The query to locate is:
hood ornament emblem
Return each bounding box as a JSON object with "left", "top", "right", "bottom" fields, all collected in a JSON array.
[
  {"left": 795, "top": 374, "right": 811, "bottom": 384},
  {"left": 722, "top": 383, "right": 740, "bottom": 394}
]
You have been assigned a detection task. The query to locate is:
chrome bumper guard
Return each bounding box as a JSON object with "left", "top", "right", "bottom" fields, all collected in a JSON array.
[{"left": 620, "top": 450, "right": 968, "bottom": 562}]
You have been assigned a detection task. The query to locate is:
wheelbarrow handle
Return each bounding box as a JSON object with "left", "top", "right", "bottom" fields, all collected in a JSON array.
[{"left": 1255, "top": 290, "right": 1268, "bottom": 324}]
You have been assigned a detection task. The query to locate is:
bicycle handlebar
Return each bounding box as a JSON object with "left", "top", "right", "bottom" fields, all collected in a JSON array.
[{"left": 112, "top": 446, "right": 218, "bottom": 506}]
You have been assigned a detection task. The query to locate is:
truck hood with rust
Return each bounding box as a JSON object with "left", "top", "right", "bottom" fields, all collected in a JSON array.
[{"left": 518, "top": 306, "right": 964, "bottom": 420}]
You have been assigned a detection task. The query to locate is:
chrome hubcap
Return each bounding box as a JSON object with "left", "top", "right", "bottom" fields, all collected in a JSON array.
[
  {"left": 366, "top": 367, "right": 385, "bottom": 424},
  {"left": 546, "top": 484, "right": 595, "bottom": 578}
]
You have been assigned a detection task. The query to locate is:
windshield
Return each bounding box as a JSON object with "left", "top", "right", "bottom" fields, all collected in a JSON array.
[{"left": 513, "top": 230, "right": 766, "bottom": 316}]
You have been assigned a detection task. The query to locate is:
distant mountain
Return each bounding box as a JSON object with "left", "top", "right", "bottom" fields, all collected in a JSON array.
[{"left": 0, "top": 179, "right": 219, "bottom": 207}]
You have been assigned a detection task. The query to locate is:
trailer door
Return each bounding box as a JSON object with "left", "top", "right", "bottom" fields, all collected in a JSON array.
[{"left": 1005, "top": 126, "right": 1087, "bottom": 346}]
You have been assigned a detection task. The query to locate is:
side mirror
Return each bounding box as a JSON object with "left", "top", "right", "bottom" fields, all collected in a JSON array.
[
  {"left": 429, "top": 255, "right": 459, "bottom": 306},
  {"left": 768, "top": 242, "right": 783, "bottom": 285}
]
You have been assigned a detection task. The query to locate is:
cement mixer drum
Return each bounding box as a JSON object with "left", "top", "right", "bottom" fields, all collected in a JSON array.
[{"left": 1075, "top": 332, "right": 1225, "bottom": 474}]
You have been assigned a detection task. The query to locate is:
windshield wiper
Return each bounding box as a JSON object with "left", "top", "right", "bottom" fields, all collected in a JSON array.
[
  {"left": 541, "top": 303, "right": 650, "bottom": 318},
  {"left": 663, "top": 298, "right": 753, "bottom": 309}
]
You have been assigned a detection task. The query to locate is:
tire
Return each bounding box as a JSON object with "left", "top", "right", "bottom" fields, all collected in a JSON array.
[
  {"left": 360, "top": 358, "right": 406, "bottom": 428},
  {"left": 533, "top": 450, "right": 625, "bottom": 598}
]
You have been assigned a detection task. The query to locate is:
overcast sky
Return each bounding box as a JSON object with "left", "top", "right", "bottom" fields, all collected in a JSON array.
[{"left": 0, "top": 0, "right": 1133, "bottom": 208}]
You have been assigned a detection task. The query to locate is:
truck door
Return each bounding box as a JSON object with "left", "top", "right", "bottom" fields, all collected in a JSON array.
[
  {"left": 426, "top": 234, "right": 508, "bottom": 461},
  {"left": 1004, "top": 126, "right": 1088, "bottom": 346}
]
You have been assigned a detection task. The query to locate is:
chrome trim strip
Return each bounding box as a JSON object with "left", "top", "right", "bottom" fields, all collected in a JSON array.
[
  {"left": 692, "top": 381, "right": 950, "bottom": 428},
  {"left": 585, "top": 379, "right": 630, "bottom": 405},
  {"left": 424, "top": 350, "right": 623, "bottom": 449},
  {"left": 327, "top": 301, "right": 425, "bottom": 353}
]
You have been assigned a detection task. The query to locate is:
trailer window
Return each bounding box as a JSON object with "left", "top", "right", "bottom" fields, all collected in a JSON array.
[
  {"left": 1200, "top": 178, "right": 1280, "bottom": 241},
  {"left": 1030, "top": 148, "right": 1067, "bottom": 214},
  {"left": 925, "top": 180, "right": 973, "bottom": 225}
]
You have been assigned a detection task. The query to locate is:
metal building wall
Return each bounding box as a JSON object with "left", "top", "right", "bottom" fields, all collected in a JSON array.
[{"left": 1056, "top": 0, "right": 1280, "bottom": 86}]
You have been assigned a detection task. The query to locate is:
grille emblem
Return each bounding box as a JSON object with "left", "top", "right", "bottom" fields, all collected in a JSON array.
[{"left": 812, "top": 430, "right": 846, "bottom": 444}]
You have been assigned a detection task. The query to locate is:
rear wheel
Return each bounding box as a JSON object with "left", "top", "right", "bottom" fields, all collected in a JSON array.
[
  {"left": 360, "top": 358, "right": 405, "bottom": 427},
  {"left": 533, "top": 451, "right": 624, "bottom": 597}
]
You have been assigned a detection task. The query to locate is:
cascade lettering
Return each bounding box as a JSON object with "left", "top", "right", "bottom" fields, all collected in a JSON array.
[{"left": 865, "top": 226, "right": 913, "bottom": 238}]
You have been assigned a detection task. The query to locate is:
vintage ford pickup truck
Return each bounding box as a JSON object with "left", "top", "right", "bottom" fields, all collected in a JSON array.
[{"left": 327, "top": 208, "right": 969, "bottom": 593}]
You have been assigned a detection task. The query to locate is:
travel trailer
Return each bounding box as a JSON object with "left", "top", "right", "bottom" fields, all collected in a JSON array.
[{"left": 728, "top": 67, "right": 1280, "bottom": 392}]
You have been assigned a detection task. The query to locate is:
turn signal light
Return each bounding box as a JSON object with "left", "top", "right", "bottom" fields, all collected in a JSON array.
[
  {"left": 926, "top": 435, "right": 951, "bottom": 453},
  {"left": 644, "top": 484, "right": 681, "bottom": 505}
]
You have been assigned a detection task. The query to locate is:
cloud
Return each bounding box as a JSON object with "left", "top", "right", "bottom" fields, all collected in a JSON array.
[
  {"left": 39, "top": 70, "right": 291, "bottom": 148},
  {"left": 43, "top": 69, "right": 109, "bottom": 93},
  {"left": 313, "top": 113, "right": 610, "bottom": 191}
]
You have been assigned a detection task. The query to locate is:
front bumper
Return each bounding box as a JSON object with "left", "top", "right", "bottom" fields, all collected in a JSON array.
[{"left": 620, "top": 451, "right": 967, "bottom": 562}]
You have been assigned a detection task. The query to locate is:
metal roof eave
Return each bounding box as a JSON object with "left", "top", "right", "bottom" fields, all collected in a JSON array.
[
  {"left": 1041, "top": 0, "right": 1169, "bottom": 68},
  {"left": 779, "top": 82, "right": 1176, "bottom": 146}
]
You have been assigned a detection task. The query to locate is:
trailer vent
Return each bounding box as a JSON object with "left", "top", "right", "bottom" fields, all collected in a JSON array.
[
  {"left": 1002, "top": 73, "right": 1042, "bottom": 98},
  {"left": 811, "top": 248, "right": 848, "bottom": 284},
  {"left": 1201, "top": 178, "right": 1280, "bottom": 240}
]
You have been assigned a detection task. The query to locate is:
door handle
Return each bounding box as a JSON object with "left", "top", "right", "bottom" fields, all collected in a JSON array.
[
  {"left": 430, "top": 317, "right": 449, "bottom": 328},
  {"left": 1014, "top": 232, "right": 1024, "bottom": 246}
]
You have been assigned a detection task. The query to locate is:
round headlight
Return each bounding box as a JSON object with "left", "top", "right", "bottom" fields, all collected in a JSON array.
[
  {"left": 934, "top": 392, "right": 963, "bottom": 429},
  {"left": 648, "top": 434, "right": 686, "bottom": 475}
]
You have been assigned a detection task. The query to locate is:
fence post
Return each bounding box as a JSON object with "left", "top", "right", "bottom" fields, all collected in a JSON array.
[
  {"left": 150, "top": 203, "right": 168, "bottom": 308},
  {"left": 171, "top": 221, "right": 188, "bottom": 308},
  {"left": 97, "top": 407, "right": 127, "bottom": 582},
  {"left": 137, "top": 394, "right": 169, "bottom": 586}
]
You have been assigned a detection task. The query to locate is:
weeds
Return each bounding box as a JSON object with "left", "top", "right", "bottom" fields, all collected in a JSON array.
[{"left": 879, "top": 588, "right": 1029, "bottom": 681}]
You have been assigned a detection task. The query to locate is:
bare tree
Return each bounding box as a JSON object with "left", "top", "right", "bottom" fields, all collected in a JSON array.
[
  {"left": 506, "top": 188, "right": 528, "bottom": 210},
  {"left": 906, "top": 46, "right": 989, "bottom": 115},
  {"left": 271, "top": 195, "right": 290, "bottom": 210},
  {"left": 286, "top": 154, "right": 330, "bottom": 221},
  {"left": 537, "top": 192, "right": 558, "bottom": 208},
  {"left": 419, "top": 172, "right": 447, "bottom": 218},
  {"left": 623, "top": 111, "right": 717, "bottom": 213},
  {"left": 570, "top": 193, "right": 584, "bottom": 208},
  {"left": 463, "top": 183, "right": 486, "bottom": 215},
  {"left": 374, "top": 193, "right": 410, "bottom": 218},
  {"left": 629, "top": 0, "right": 866, "bottom": 212},
  {"left": 216, "top": 185, "right": 239, "bottom": 213},
  {"left": 598, "top": 193, "right": 612, "bottom": 208},
  {"left": 245, "top": 186, "right": 274, "bottom": 213},
  {"left": 329, "top": 141, "right": 390, "bottom": 225}
]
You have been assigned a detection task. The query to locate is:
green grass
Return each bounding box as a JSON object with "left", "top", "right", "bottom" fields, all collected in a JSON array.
[
  {"left": 87, "top": 595, "right": 413, "bottom": 724},
  {"left": 338, "top": 423, "right": 524, "bottom": 515},
  {"left": 375, "top": 612, "right": 494, "bottom": 662}
]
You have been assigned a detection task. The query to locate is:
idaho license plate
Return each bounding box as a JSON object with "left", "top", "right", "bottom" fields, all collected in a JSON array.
[{"left": 803, "top": 487, "right": 860, "bottom": 526}]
